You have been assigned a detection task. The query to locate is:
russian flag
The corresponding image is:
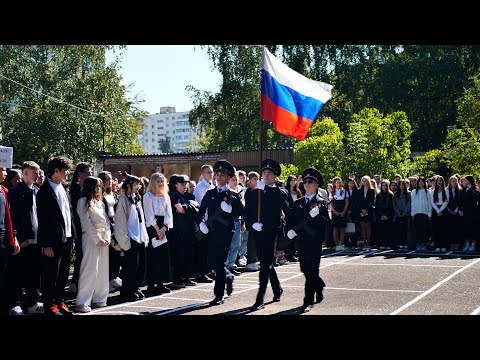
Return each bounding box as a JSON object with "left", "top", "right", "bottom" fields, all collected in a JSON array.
[{"left": 261, "top": 47, "right": 333, "bottom": 141}]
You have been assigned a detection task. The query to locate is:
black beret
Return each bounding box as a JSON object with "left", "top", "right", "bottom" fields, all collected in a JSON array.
[
  {"left": 261, "top": 159, "right": 281, "bottom": 177},
  {"left": 213, "top": 160, "right": 235, "bottom": 176},
  {"left": 302, "top": 167, "right": 323, "bottom": 187}
]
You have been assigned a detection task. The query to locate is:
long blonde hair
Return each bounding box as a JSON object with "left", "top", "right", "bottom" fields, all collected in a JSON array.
[{"left": 147, "top": 172, "right": 167, "bottom": 197}]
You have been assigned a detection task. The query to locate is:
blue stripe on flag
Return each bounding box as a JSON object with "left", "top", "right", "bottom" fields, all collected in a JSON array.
[{"left": 261, "top": 69, "right": 325, "bottom": 121}]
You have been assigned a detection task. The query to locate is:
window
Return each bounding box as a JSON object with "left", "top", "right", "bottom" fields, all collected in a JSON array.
[
  {"left": 152, "top": 132, "right": 155, "bottom": 135},
  {"left": 145, "top": 139, "right": 148, "bottom": 143},
  {"left": 172, "top": 116, "right": 175, "bottom": 119},
  {"left": 151, "top": 125, "right": 154, "bottom": 129}
]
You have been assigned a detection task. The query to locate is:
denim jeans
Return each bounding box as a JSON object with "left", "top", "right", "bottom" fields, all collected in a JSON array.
[
  {"left": 225, "top": 219, "right": 241, "bottom": 268},
  {"left": 238, "top": 229, "right": 249, "bottom": 261}
]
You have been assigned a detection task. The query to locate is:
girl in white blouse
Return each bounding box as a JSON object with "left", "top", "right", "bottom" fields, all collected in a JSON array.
[
  {"left": 75, "top": 177, "right": 111, "bottom": 313},
  {"left": 431, "top": 175, "right": 449, "bottom": 251},
  {"left": 143, "top": 173, "right": 173, "bottom": 295}
]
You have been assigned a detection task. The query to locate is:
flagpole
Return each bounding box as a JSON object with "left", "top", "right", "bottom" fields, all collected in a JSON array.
[{"left": 258, "top": 114, "right": 262, "bottom": 223}]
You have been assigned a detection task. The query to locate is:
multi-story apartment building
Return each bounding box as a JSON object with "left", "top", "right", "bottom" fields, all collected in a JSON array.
[{"left": 138, "top": 106, "right": 199, "bottom": 153}]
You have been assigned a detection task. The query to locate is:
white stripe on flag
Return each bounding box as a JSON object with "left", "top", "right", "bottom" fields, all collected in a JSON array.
[{"left": 262, "top": 47, "right": 333, "bottom": 104}]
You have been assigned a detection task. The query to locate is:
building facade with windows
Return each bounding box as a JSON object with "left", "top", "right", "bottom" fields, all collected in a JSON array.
[{"left": 138, "top": 106, "right": 200, "bottom": 154}]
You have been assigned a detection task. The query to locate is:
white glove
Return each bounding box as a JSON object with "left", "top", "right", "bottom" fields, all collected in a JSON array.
[
  {"left": 309, "top": 206, "right": 320, "bottom": 218},
  {"left": 200, "top": 222, "right": 209, "bottom": 234},
  {"left": 256, "top": 180, "right": 265, "bottom": 190},
  {"left": 252, "top": 222, "right": 263, "bottom": 232},
  {"left": 220, "top": 201, "right": 233, "bottom": 213},
  {"left": 287, "top": 229, "right": 297, "bottom": 239}
]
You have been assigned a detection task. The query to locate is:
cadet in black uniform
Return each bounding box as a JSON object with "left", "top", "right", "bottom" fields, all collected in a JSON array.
[
  {"left": 286, "top": 167, "right": 328, "bottom": 313},
  {"left": 197, "top": 160, "right": 244, "bottom": 306},
  {"left": 244, "top": 159, "right": 290, "bottom": 311}
]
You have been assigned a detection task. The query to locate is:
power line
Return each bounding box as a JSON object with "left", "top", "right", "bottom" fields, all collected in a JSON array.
[
  {"left": 0, "top": 73, "right": 105, "bottom": 118},
  {"left": 0, "top": 100, "right": 57, "bottom": 113}
]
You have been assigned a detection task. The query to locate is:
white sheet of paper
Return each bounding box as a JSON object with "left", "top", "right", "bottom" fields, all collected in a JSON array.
[{"left": 151, "top": 234, "right": 168, "bottom": 248}]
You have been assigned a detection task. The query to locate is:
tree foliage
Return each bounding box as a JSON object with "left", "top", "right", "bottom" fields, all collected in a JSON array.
[
  {"left": 409, "top": 149, "right": 447, "bottom": 179},
  {"left": 189, "top": 45, "right": 480, "bottom": 152},
  {"left": 344, "top": 108, "right": 412, "bottom": 180},
  {"left": 0, "top": 45, "right": 146, "bottom": 166},
  {"left": 279, "top": 163, "right": 299, "bottom": 181},
  {"left": 440, "top": 74, "right": 480, "bottom": 176},
  {"left": 294, "top": 118, "right": 344, "bottom": 182}
]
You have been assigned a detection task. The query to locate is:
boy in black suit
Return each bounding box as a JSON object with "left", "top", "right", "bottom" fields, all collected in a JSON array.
[{"left": 37, "top": 157, "right": 76, "bottom": 315}]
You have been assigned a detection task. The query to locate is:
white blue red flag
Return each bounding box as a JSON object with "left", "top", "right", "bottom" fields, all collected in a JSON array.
[{"left": 260, "top": 47, "right": 333, "bottom": 140}]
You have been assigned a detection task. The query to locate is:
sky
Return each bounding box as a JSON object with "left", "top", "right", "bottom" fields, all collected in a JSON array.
[{"left": 107, "top": 45, "right": 222, "bottom": 114}]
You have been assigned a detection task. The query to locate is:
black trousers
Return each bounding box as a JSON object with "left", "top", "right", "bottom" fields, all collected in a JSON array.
[
  {"left": 121, "top": 239, "right": 146, "bottom": 297},
  {"left": 299, "top": 253, "right": 322, "bottom": 306},
  {"left": 194, "top": 233, "right": 210, "bottom": 276},
  {"left": 0, "top": 242, "right": 10, "bottom": 315},
  {"left": 7, "top": 244, "right": 42, "bottom": 307},
  {"left": 41, "top": 240, "right": 73, "bottom": 306},
  {"left": 146, "top": 216, "right": 172, "bottom": 285},
  {"left": 254, "top": 230, "right": 281, "bottom": 302},
  {"left": 172, "top": 231, "right": 194, "bottom": 283},
  {"left": 109, "top": 246, "right": 123, "bottom": 281},
  {"left": 414, "top": 214, "right": 430, "bottom": 247},
  {"left": 211, "top": 229, "right": 233, "bottom": 298},
  {"left": 432, "top": 210, "right": 448, "bottom": 249},
  {"left": 246, "top": 230, "right": 258, "bottom": 263}
]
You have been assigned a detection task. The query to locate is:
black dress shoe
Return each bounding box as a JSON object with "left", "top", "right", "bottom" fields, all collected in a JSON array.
[
  {"left": 300, "top": 304, "right": 312, "bottom": 313},
  {"left": 226, "top": 277, "right": 234, "bottom": 296},
  {"left": 196, "top": 274, "right": 213, "bottom": 283},
  {"left": 228, "top": 268, "right": 241, "bottom": 276},
  {"left": 122, "top": 292, "right": 140, "bottom": 302},
  {"left": 183, "top": 279, "right": 197, "bottom": 286},
  {"left": 250, "top": 301, "right": 265, "bottom": 311},
  {"left": 272, "top": 288, "right": 284, "bottom": 302},
  {"left": 136, "top": 289, "right": 145, "bottom": 299},
  {"left": 209, "top": 296, "right": 225, "bottom": 306},
  {"left": 158, "top": 284, "right": 171, "bottom": 294},
  {"left": 315, "top": 288, "right": 324, "bottom": 304}
]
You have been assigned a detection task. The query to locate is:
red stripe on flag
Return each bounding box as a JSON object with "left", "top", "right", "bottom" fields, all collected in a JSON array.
[{"left": 260, "top": 94, "right": 313, "bottom": 141}]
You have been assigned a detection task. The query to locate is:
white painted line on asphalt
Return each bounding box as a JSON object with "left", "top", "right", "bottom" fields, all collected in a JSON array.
[
  {"left": 445, "top": 251, "right": 453, "bottom": 255},
  {"left": 87, "top": 282, "right": 215, "bottom": 314},
  {"left": 129, "top": 305, "right": 173, "bottom": 310},
  {"left": 85, "top": 310, "right": 142, "bottom": 315},
  {"left": 280, "top": 284, "right": 423, "bottom": 293},
  {"left": 161, "top": 296, "right": 209, "bottom": 301},
  {"left": 334, "top": 263, "right": 463, "bottom": 268},
  {"left": 391, "top": 257, "right": 480, "bottom": 315},
  {"left": 155, "top": 301, "right": 210, "bottom": 315},
  {"left": 406, "top": 250, "right": 416, "bottom": 254},
  {"left": 323, "top": 286, "right": 424, "bottom": 293},
  {"left": 470, "top": 305, "right": 480, "bottom": 315}
]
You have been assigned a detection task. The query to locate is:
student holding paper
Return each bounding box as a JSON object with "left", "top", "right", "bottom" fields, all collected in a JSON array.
[{"left": 143, "top": 173, "right": 173, "bottom": 295}]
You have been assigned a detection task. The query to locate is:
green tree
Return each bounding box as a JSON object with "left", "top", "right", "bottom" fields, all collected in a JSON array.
[
  {"left": 441, "top": 74, "right": 480, "bottom": 175},
  {"left": 189, "top": 45, "right": 480, "bottom": 152},
  {"left": 294, "top": 117, "right": 345, "bottom": 182},
  {"left": 409, "top": 149, "right": 447, "bottom": 178},
  {"left": 0, "top": 45, "right": 146, "bottom": 166},
  {"left": 279, "top": 163, "right": 299, "bottom": 181},
  {"left": 344, "top": 108, "right": 412, "bottom": 180},
  {"left": 158, "top": 136, "right": 171, "bottom": 153}
]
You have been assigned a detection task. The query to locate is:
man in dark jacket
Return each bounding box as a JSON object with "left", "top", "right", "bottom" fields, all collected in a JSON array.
[
  {"left": 37, "top": 157, "right": 76, "bottom": 315},
  {"left": 197, "top": 160, "right": 243, "bottom": 305},
  {"left": 244, "top": 159, "right": 290, "bottom": 311},
  {"left": 7, "top": 161, "right": 44, "bottom": 314},
  {"left": 286, "top": 167, "right": 328, "bottom": 313}
]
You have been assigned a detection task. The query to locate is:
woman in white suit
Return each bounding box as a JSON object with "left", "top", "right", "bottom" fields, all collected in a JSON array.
[{"left": 75, "top": 177, "right": 111, "bottom": 313}]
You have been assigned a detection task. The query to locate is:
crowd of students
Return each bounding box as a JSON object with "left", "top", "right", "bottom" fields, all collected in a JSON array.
[{"left": 1, "top": 157, "right": 479, "bottom": 315}]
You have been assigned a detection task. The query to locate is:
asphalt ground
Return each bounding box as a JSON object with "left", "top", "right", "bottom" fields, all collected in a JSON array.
[{"left": 66, "top": 247, "right": 480, "bottom": 316}]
